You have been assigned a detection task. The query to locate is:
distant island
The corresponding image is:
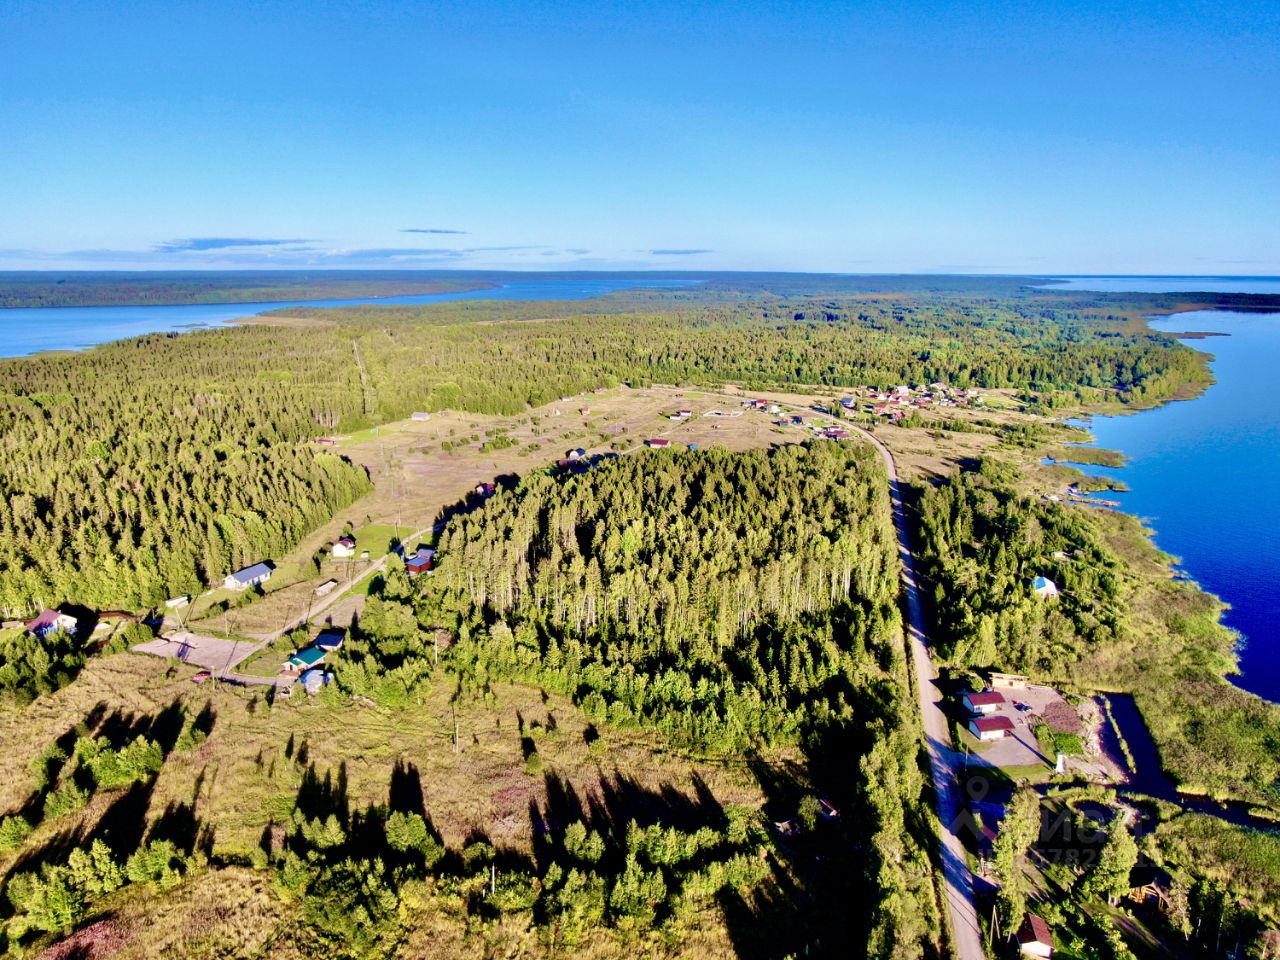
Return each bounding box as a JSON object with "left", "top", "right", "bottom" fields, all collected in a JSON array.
[{"left": 0, "top": 270, "right": 500, "bottom": 308}]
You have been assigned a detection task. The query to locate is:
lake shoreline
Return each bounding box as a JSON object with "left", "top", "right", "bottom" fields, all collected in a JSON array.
[
  {"left": 0, "top": 277, "right": 700, "bottom": 359},
  {"left": 1059, "top": 312, "right": 1280, "bottom": 701}
]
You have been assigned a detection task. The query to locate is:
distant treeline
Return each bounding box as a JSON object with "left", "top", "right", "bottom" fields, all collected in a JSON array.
[
  {"left": 0, "top": 283, "right": 1234, "bottom": 612},
  {"left": 0, "top": 271, "right": 495, "bottom": 308}
]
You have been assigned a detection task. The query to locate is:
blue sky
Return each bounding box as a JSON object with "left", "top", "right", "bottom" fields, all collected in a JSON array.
[{"left": 2, "top": 0, "right": 1277, "bottom": 273}]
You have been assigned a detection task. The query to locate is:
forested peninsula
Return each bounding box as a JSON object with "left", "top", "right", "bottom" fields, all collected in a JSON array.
[{"left": 0, "top": 271, "right": 497, "bottom": 308}]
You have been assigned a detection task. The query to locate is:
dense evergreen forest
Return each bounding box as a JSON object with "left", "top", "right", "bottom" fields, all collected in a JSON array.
[
  {"left": 0, "top": 331, "right": 373, "bottom": 612},
  {"left": 286, "top": 293, "right": 1210, "bottom": 418},
  {"left": 0, "top": 282, "right": 1221, "bottom": 614},
  {"left": 425, "top": 444, "right": 899, "bottom": 752},
  {"left": 373, "top": 444, "right": 936, "bottom": 955}
]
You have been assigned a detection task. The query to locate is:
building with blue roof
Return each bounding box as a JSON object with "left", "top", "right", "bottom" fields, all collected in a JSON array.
[
  {"left": 1031, "top": 575, "right": 1059, "bottom": 598},
  {"left": 225, "top": 561, "right": 273, "bottom": 591}
]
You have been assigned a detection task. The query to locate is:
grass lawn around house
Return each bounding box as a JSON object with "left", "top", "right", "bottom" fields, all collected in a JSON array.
[{"left": 349, "top": 522, "right": 411, "bottom": 556}]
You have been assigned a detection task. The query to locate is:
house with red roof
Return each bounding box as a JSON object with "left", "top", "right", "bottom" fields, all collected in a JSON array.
[
  {"left": 969, "top": 715, "right": 1015, "bottom": 741},
  {"left": 26, "top": 608, "right": 78, "bottom": 639},
  {"left": 1015, "top": 914, "right": 1054, "bottom": 957},
  {"left": 962, "top": 690, "right": 1007, "bottom": 715}
]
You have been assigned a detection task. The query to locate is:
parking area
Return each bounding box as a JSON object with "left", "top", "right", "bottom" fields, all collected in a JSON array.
[
  {"left": 959, "top": 681, "right": 1125, "bottom": 782},
  {"left": 133, "top": 631, "right": 261, "bottom": 672},
  {"left": 960, "top": 682, "right": 1072, "bottom": 769}
]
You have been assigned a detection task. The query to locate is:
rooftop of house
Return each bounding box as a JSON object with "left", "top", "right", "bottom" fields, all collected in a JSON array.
[
  {"left": 289, "top": 647, "right": 327, "bottom": 668},
  {"left": 27, "top": 608, "right": 66, "bottom": 630},
  {"left": 964, "top": 690, "right": 1007, "bottom": 707},
  {"left": 315, "top": 629, "right": 345, "bottom": 649},
  {"left": 1129, "top": 864, "right": 1173, "bottom": 889},
  {"left": 972, "top": 715, "right": 1016, "bottom": 733},
  {"left": 231, "top": 561, "right": 272, "bottom": 583},
  {"left": 1018, "top": 914, "right": 1053, "bottom": 946}
]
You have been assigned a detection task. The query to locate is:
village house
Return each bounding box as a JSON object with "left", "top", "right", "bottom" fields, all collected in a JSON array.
[
  {"left": 1015, "top": 914, "right": 1054, "bottom": 958},
  {"left": 314, "top": 579, "right": 339, "bottom": 597},
  {"left": 566, "top": 448, "right": 586, "bottom": 460},
  {"left": 225, "top": 562, "right": 272, "bottom": 591},
  {"left": 286, "top": 646, "right": 326, "bottom": 672},
  {"left": 410, "top": 411, "right": 431, "bottom": 421},
  {"left": 406, "top": 554, "right": 433, "bottom": 576},
  {"left": 1031, "top": 576, "right": 1060, "bottom": 598},
  {"left": 475, "top": 482, "right": 496, "bottom": 497},
  {"left": 962, "top": 690, "right": 1006, "bottom": 715},
  {"left": 969, "top": 715, "right": 1015, "bottom": 741},
  {"left": 26, "top": 608, "right": 78, "bottom": 638},
  {"left": 315, "top": 628, "right": 346, "bottom": 652},
  {"left": 332, "top": 535, "right": 356, "bottom": 558},
  {"left": 646, "top": 438, "right": 671, "bottom": 448}
]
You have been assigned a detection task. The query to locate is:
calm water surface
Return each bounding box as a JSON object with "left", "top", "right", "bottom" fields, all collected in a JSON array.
[
  {"left": 0, "top": 277, "right": 694, "bottom": 358},
  {"left": 1049, "top": 277, "right": 1280, "bottom": 701}
]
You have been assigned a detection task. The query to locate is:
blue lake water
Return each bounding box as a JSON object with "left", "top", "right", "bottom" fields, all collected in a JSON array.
[
  {"left": 1048, "top": 277, "right": 1280, "bottom": 701},
  {"left": 1041, "top": 275, "right": 1280, "bottom": 295},
  {"left": 0, "top": 277, "right": 694, "bottom": 358}
]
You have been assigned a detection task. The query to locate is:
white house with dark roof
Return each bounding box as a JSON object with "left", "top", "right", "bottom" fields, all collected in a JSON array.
[
  {"left": 962, "top": 690, "right": 1006, "bottom": 715},
  {"left": 969, "top": 715, "right": 1015, "bottom": 741},
  {"left": 1016, "top": 914, "right": 1054, "bottom": 957}
]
